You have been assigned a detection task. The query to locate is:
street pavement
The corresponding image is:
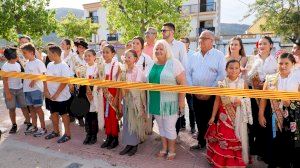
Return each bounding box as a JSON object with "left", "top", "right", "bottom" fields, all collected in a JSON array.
[{"left": 0, "top": 82, "right": 267, "bottom": 168}]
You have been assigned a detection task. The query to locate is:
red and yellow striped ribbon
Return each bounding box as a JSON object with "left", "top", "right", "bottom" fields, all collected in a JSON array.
[{"left": 0, "top": 71, "right": 299, "bottom": 100}]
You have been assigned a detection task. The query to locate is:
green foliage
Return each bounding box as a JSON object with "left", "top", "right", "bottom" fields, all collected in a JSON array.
[
  {"left": 56, "top": 12, "right": 100, "bottom": 41},
  {"left": 102, "top": 0, "right": 191, "bottom": 42},
  {"left": 0, "top": 0, "right": 57, "bottom": 43},
  {"left": 248, "top": 0, "right": 300, "bottom": 37}
]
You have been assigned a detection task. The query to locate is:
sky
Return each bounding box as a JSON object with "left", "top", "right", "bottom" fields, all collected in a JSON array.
[{"left": 49, "top": 0, "right": 257, "bottom": 25}]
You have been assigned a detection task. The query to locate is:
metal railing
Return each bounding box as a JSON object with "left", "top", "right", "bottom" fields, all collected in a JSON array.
[
  {"left": 181, "top": 2, "right": 216, "bottom": 14},
  {"left": 198, "top": 27, "right": 215, "bottom": 35},
  {"left": 86, "top": 16, "right": 99, "bottom": 23},
  {"left": 107, "top": 34, "right": 118, "bottom": 41}
]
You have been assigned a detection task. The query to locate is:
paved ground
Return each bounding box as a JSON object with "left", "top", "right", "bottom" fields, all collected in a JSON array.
[{"left": 0, "top": 82, "right": 267, "bottom": 168}]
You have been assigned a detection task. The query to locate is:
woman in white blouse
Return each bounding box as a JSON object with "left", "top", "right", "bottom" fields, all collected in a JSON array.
[
  {"left": 258, "top": 52, "right": 300, "bottom": 167},
  {"left": 132, "top": 36, "right": 153, "bottom": 72},
  {"left": 60, "top": 39, "right": 74, "bottom": 67},
  {"left": 247, "top": 36, "right": 278, "bottom": 159}
]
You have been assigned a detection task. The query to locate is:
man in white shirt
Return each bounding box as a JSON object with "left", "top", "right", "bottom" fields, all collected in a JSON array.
[
  {"left": 180, "top": 37, "right": 196, "bottom": 134},
  {"left": 161, "top": 22, "right": 188, "bottom": 69},
  {"left": 161, "top": 22, "right": 188, "bottom": 135},
  {"left": 186, "top": 30, "right": 226, "bottom": 150}
]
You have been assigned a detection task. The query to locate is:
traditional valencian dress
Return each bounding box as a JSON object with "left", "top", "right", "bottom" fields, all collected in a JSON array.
[
  {"left": 263, "top": 73, "right": 300, "bottom": 167},
  {"left": 121, "top": 65, "right": 148, "bottom": 146},
  {"left": 206, "top": 77, "right": 252, "bottom": 168},
  {"left": 102, "top": 60, "right": 121, "bottom": 138}
]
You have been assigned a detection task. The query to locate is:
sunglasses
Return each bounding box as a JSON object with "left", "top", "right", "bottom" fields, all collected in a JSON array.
[
  {"left": 145, "top": 32, "right": 156, "bottom": 35},
  {"left": 161, "top": 29, "right": 171, "bottom": 33}
]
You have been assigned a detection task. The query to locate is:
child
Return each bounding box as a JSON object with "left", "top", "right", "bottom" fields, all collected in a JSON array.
[
  {"left": 100, "top": 44, "right": 121, "bottom": 149},
  {"left": 205, "top": 60, "right": 252, "bottom": 167},
  {"left": 2, "top": 47, "right": 30, "bottom": 134},
  {"left": 83, "top": 49, "right": 101, "bottom": 145},
  {"left": 44, "top": 45, "right": 72, "bottom": 143},
  {"left": 119, "top": 49, "right": 148, "bottom": 156},
  {"left": 20, "top": 43, "right": 47, "bottom": 136}
]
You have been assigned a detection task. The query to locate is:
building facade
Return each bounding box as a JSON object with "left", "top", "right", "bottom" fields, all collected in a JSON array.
[
  {"left": 182, "top": 0, "right": 221, "bottom": 49},
  {"left": 83, "top": 0, "right": 221, "bottom": 49}
]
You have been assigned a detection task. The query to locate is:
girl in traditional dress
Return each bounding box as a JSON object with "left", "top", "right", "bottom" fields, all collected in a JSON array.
[
  {"left": 206, "top": 60, "right": 252, "bottom": 168},
  {"left": 100, "top": 44, "right": 122, "bottom": 149},
  {"left": 258, "top": 53, "right": 300, "bottom": 168},
  {"left": 82, "top": 49, "right": 102, "bottom": 145},
  {"left": 119, "top": 49, "right": 148, "bottom": 156}
]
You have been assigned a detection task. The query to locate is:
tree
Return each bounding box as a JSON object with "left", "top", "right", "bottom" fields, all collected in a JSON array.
[
  {"left": 56, "top": 12, "right": 100, "bottom": 41},
  {"left": 102, "top": 0, "right": 191, "bottom": 42},
  {"left": 0, "top": 0, "right": 57, "bottom": 42},
  {"left": 247, "top": 0, "right": 300, "bottom": 38}
]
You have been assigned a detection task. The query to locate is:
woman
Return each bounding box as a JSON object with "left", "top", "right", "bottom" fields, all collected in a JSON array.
[
  {"left": 119, "top": 49, "right": 148, "bottom": 156},
  {"left": 70, "top": 39, "right": 89, "bottom": 126},
  {"left": 147, "top": 40, "right": 186, "bottom": 160},
  {"left": 226, "top": 37, "right": 247, "bottom": 78},
  {"left": 206, "top": 60, "right": 252, "bottom": 167},
  {"left": 100, "top": 44, "right": 121, "bottom": 149},
  {"left": 60, "top": 39, "right": 74, "bottom": 67},
  {"left": 132, "top": 36, "right": 153, "bottom": 72},
  {"left": 247, "top": 36, "right": 277, "bottom": 159},
  {"left": 258, "top": 53, "right": 300, "bottom": 167}
]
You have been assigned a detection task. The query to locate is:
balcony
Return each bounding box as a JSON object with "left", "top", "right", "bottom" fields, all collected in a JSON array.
[
  {"left": 182, "top": 2, "right": 216, "bottom": 14},
  {"left": 86, "top": 16, "right": 99, "bottom": 23},
  {"left": 198, "top": 27, "right": 215, "bottom": 35},
  {"left": 107, "top": 34, "right": 118, "bottom": 41}
]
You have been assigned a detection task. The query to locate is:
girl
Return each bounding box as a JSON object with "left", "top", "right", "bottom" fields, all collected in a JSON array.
[
  {"left": 82, "top": 49, "right": 101, "bottom": 145},
  {"left": 119, "top": 49, "right": 148, "bottom": 156},
  {"left": 206, "top": 60, "right": 252, "bottom": 167},
  {"left": 100, "top": 44, "right": 122, "bottom": 149}
]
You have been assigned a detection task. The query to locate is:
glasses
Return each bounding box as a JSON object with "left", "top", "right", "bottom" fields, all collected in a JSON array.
[
  {"left": 161, "top": 29, "right": 171, "bottom": 33},
  {"left": 145, "top": 32, "right": 156, "bottom": 35},
  {"left": 199, "top": 37, "right": 213, "bottom": 41}
]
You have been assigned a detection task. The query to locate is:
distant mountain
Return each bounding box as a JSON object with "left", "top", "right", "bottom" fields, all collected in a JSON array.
[
  {"left": 54, "top": 8, "right": 84, "bottom": 20},
  {"left": 220, "top": 23, "right": 250, "bottom": 35},
  {"left": 42, "top": 8, "right": 84, "bottom": 44}
]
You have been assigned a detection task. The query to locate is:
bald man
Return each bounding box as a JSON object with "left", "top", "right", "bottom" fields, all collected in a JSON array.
[{"left": 186, "top": 30, "right": 226, "bottom": 150}]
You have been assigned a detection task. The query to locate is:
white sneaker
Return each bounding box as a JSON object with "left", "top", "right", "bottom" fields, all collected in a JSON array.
[
  {"left": 24, "top": 126, "right": 38, "bottom": 135},
  {"left": 33, "top": 128, "right": 47, "bottom": 137}
]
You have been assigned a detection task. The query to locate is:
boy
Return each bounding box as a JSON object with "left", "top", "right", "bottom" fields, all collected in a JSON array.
[
  {"left": 20, "top": 43, "right": 47, "bottom": 136},
  {"left": 44, "top": 45, "right": 72, "bottom": 143},
  {"left": 2, "top": 47, "right": 31, "bottom": 134}
]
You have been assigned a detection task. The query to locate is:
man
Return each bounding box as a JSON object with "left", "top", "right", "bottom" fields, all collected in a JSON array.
[
  {"left": 161, "top": 23, "right": 188, "bottom": 68},
  {"left": 186, "top": 30, "right": 226, "bottom": 150},
  {"left": 180, "top": 37, "right": 196, "bottom": 134},
  {"left": 17, "top": 35, "right": 43, "bottom": 64},
  {"left": 161, "top": 23, "right": 188, "bottom": 135},
  {"left": 143, "top": 27, "right": 157, "bottom": 58}
]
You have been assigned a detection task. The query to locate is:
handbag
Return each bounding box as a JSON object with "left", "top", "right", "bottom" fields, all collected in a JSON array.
[{"left": 70, "top": 85, "right": 90, "bottom": 117}]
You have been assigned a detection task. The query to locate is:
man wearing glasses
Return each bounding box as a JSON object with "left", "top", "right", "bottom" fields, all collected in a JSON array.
[
  {"left": 144, "top": 27, "right": 157, "bottom": 58},
  {"left": 186, "top": 30, "right": 226, "bottom": 150}
]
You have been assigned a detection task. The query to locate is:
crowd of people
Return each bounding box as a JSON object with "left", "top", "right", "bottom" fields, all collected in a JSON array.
[{"left": 1, "top": 22, "right": 300, "bottom": 167}]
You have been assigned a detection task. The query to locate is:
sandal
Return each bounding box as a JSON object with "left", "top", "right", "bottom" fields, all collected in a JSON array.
[
  {"left": 45, "top": 131, "right": 60, "bottom": 140},
  {"left": 57, "top": 134, "right": 71, "bottom": 143},
  {"left": 156, "top": 150, "right": 167, "bottom": 158},
  {"left": 166, "top": 152, "right": 176, "bottom": 160}
]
